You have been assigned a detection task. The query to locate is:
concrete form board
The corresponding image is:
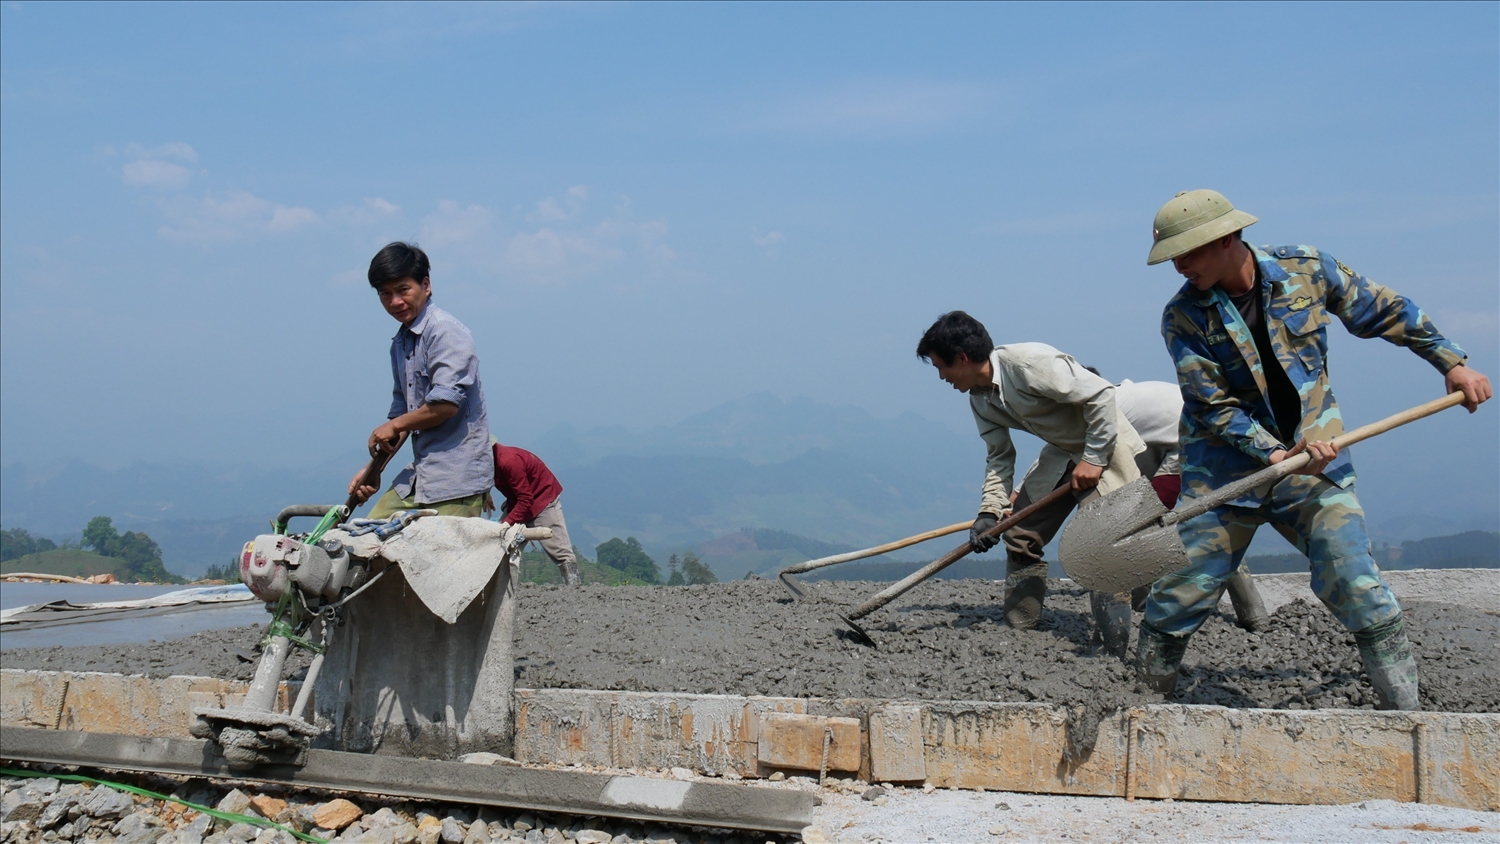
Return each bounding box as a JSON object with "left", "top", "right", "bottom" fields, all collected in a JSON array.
[
  {"left": 5, "top": 672, "right": 1495, "bottom": 811},
  {"left": 0, "top": 669, "right": 295, "bottom": 737},
  {"left": 757, "top": 712, "right": 861, "bottom": 772},
  {"left": 514, "top": 688, "right": 1499, "bottom": 812},
  {"left": 869, "top": 705, "right": 926, "bottom": 782}
]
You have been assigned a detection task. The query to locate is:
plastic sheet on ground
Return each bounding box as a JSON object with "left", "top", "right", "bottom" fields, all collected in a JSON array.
[{"left": 0, "top": 585, "right": 258, "bottom": 630}]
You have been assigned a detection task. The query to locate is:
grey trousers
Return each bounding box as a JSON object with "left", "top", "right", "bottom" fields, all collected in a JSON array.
[
  {"left": 525, "top": 498, "right": 577, "bottom": 573},
  {"left": 1002, "top": 464, "right": 1093, "bottom": 574}
]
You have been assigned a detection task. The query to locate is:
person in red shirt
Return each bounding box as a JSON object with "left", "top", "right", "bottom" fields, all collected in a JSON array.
[{"left": 494, "top": 443, "right": 580, "bottom": 585}]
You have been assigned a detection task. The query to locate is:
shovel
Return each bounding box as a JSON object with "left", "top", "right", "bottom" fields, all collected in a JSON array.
[
  {"left": 777, "top": 521, "right": 974, "bottom": 600},
  {"left": 1057, "top": 391, "right": 1468, "bottom": 593},
  {"left": 837, "top": 484, "right": 1075, "bottom": 646}
]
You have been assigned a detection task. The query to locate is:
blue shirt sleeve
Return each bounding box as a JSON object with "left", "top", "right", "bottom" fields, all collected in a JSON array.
[{"left": 422, "top": 320, "right": 477, "bottom": 408}]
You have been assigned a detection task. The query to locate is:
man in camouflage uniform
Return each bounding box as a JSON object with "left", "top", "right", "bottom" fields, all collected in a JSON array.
[{"left": 1137, "top": 189, "right": 1492, "bottom": 710}]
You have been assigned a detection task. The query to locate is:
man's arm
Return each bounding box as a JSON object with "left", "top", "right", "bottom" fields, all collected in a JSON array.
[
  {"left": 1322, "top": 253, "right": 1491, "bottom": 412},
  {"left": 974, "top": 406, "right": 1017, "bottom": 517},
  {"left": 1164, "top": 305, "right": 1286, "bottom": 464},
  {"left": 367, "top": 319, "right": 478, "bottom": 455},
  {"left": 369, "top": 402, "right": 457, "bottom": 457}
]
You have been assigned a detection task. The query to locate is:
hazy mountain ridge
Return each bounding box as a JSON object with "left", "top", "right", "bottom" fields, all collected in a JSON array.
[
  {"left": 4, "top": 392, "right": 1495, "bottom": 579},
  {"left": 1, "top": 394, "right": 981, "bottom": 577}
]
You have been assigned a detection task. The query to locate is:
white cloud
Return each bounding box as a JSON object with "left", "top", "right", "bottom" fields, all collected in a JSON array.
[
  {"left": 157, "top": 191, "right": 321, "bottom": 242},
  {"left": 736, "top": 79, "right": 995, "bottom": 136},
  {"left": 329, "top": 196, "right": 403, "bottom": 226},
  {"left": 529, "top": 185, "right": 590, "bottom": 223},
  {"left": 122, "top": 160, "right": 193, "bottom": 190},
  {"left": 752, "top": 228, "right": 785, "bottom": 248},
  {"left": 412, "top": 189, "right": 676, "bottom": 284},
  {"left": 420, "top": 200, "right": 494, "bottom": 248}
]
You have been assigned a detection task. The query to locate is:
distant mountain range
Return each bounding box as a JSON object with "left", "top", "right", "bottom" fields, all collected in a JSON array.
[{"left": 2, "top": 392, "right": 1496, "bottom": 580}]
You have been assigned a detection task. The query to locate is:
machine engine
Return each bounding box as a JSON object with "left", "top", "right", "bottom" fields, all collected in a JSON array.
[{"left": 239, "top": 533, "right": 358, "bottom": 603}]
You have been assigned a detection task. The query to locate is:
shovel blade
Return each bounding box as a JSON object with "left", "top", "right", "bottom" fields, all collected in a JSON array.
[
  {"left": 1059, "top": 477, "right": 1191, "bottom": 593},
  {"left": 778, "top": 571, "right": 809, "bottom": 601}
]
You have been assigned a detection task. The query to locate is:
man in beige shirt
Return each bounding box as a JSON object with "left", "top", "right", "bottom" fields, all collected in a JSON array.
[{"left": 917, "top": 311, "right": 1144, "bottom": 658}]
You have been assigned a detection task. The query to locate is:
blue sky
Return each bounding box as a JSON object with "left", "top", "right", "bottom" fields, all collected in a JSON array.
[{"left": 2, "top": 2, "right": 1496, "bottom": 535}]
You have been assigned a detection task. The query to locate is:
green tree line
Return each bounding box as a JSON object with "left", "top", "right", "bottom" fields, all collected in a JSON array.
[
  {"left": 0, "top": 528, "right": 69, "bottom": 561},
  {"left": 591, "top": 536, "right": 717, "bottom": 585},
  {"left": 80, "top": 517, "right": 180, "bottom": 582},
  {"left": 2, "top": 518, "right": 181, "bottom": 583}
]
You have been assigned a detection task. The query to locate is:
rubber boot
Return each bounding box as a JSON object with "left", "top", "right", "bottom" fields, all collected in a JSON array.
[
  {"left": 1130, "top": 584, "right": 1150, "bottom": 613},
  {"left": 1001, "top": 560, "right": 1047, "bottom": 630},
  {"left": 1354, "top": 614, "right": 1420, "bottom": 711},
  {"left": 1090, "top": 591, "right": 1133, "bottom": 661},
  {"left": 1134, "top": 622, "right": 1188, "bottom": 697},
  {"left": 1225, "top": 565, "right": 1270, "bottom": 633},
  {"left": 558, "top": 558, "right": 582, "bottom": 586}
]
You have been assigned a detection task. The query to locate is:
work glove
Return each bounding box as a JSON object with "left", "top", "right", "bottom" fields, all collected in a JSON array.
[
  {"left": 969, "top": 512, "right": 1002, "bottom": 554},
  {"left": 501, "top": 522, "right": 528, "bottom": 552}
]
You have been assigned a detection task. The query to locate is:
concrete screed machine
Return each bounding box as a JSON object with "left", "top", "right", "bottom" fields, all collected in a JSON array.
[{"left": 191, "top": 491, "right": 548, "bottom": 770}]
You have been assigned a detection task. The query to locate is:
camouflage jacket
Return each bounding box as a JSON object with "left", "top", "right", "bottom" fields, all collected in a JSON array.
[{"left": 1162, "top": 244, "right": 1467, "bottom": 507}]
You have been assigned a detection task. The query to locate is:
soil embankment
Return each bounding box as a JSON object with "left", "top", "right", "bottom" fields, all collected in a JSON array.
[{"left": 4, "top": 579, "right": 1495, "bottom": 713}]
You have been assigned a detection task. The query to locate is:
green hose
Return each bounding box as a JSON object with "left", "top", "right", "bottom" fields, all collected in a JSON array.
[{"left": 0, "top": 767, "right": 327, "bottom": 843}]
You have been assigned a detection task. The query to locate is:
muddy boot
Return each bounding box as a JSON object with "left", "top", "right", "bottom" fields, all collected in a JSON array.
[
  {"left": 1134, "top": 622, "right": 1188, "bottom": 697},
  {"left": 1001, "top": 560, "right": 1047, "bottom": 630},
  {"left": 1225, "top": 565, "right": 1270, "bottom": 632},
  {"left": 558, "top": 558, "right": 582, "bottom": 586},
  {"left": 1090, "top": 591, "right": 1133, "bottom": 661},
  {"left": 1130, "top": 584, "right": 1150, "bottom": 613},
  {"left": 1354, "top": 614, "right": 1420, "bottom": 711}
]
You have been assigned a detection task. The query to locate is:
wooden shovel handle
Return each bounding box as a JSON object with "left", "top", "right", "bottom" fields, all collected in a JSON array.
[
  {"left": 1169, "top": 391, "right": 1466, "bottom": 525},
  {"left": 847, "top": 483, "right": 1074, "bottom": 621},
  {"left": 780, "top": 521, "right": 974, "bottom": 575},
  {"left": 342, "top": 445, "right": 399, "bottom": 513}
]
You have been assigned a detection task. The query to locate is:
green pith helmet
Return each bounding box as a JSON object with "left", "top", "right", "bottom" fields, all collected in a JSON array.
[{"left": 1146, "top": 189, "right": 1258, "bottom": 265}]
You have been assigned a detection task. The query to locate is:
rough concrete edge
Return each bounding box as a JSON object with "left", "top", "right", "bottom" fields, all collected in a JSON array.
[
  {"left": 1, "top": 668, "right": 299, "bottom": 738},
  {"left": 513, "top": 688, "right": 1499, "bottom": 812},
  {"left": 5, "top": 671, "right": 1496, "bottom": 811}
]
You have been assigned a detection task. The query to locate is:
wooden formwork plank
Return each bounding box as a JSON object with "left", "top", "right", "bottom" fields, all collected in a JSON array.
[
  {"left": 1130, "top": 706, "right": 1416, "bottom": 804},
  {"left": 7, "top": 672, "right": 1497, "bottom": 812},
  {"left": 513, "top": 689, "right": 614, "bottom": 767},
  {"left": 921, "top": 701, "right": 1127, "bottom": 795},
  {"left": 513, "top": 690, "right": 811, "bottom": 776},
  {"left": 756, "top": 713, "right": 860, "bottom": 772},
  {"left": 869, "top": 705, "right": 926, "bottom": 783},
  {"left": 1414, "top": 714, "right": 1500, "bottom": 811},
  {"left": 0, "top": 669, "right": 293, "bottom": 740}
]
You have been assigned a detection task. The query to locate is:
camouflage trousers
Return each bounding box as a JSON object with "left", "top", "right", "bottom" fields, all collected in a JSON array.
[{"left": 1144, "top": 475, "right": 1400, "bottom": 637}]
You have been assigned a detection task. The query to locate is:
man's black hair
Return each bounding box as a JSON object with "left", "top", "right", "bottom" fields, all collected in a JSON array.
[
  {"left": 915, "top": 311, "right": 994, "bottom": 366},
  {"left": 368, "top": 242, "right": 431, "bottom": 289}
]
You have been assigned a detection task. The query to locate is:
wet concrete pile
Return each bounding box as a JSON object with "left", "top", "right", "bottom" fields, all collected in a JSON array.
[
  {"left": 4, "top": 580, "right": 1495, "bottom": 713},
  {"left": 509, "top": 580, "right": 1497, "bottom": 714}
]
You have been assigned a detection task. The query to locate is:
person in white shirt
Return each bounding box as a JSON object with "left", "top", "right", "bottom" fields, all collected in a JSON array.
[{"left": 1096, "top": 370, "right": 1269, "bottom": 631}]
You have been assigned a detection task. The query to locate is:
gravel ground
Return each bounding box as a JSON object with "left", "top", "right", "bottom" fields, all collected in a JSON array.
[
  {"left": 3, "top": 580, "right": 1496, "bottom": 713},
  {"left": 0, "top": 769, "right": 796, "bottom": 844},
  {"left": 809, "top": 785, "right": 1500, "bottom": 843}
]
